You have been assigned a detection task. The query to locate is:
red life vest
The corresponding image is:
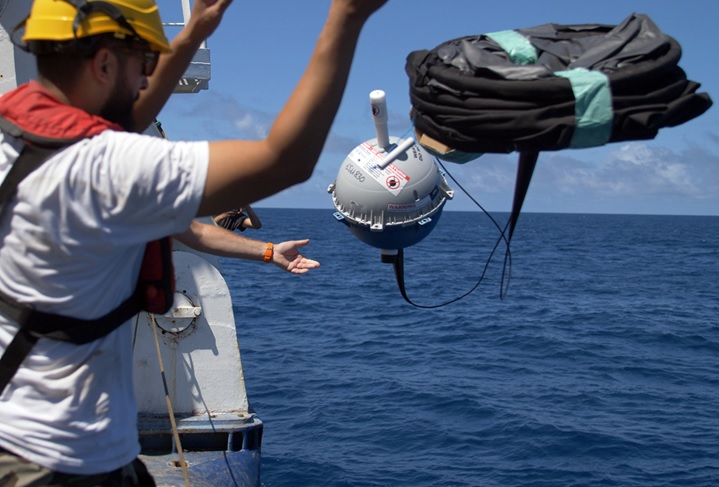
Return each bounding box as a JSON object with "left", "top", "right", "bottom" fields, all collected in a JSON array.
[{"left": 0, "top": 82, "right": 175, "bottom": 392}]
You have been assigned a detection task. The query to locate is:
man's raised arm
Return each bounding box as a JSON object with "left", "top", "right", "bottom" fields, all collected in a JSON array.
[
  {"left": 197, "top": 0, "right": 388, "bottom": 216},
  {"left": 133, "top": 0, "right": 234, "bottom": 131}
]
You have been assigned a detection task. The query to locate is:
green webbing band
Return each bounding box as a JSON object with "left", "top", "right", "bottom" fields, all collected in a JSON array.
[
  {"left": 485, "top": 30, "right": 537, "bottom": 65},
  {"left": 555, "top": 68, "right": 613, "bottom": 148}
]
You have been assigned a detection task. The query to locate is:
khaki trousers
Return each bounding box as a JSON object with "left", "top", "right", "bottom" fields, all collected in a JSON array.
[{"left": 0, "top": 450, "right": 155, "bottom": 487}]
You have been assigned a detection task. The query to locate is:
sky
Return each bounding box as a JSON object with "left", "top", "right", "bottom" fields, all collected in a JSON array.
[{"left": 155, "top": 0, "right": 718, "bottom": 216}]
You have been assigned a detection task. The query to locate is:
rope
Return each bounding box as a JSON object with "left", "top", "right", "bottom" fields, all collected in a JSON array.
[{"left": 150, "top": 314, "right": 191, "bottom": 487}]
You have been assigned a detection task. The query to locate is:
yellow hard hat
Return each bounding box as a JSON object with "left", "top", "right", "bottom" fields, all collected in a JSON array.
[{"left": 23, "top": 0, "right": 171, "bottom": 53}]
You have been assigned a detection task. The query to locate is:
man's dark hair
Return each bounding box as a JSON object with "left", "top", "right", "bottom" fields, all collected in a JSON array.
[{"left": 34, "top": 34, "right": 134, "bottom": 84}]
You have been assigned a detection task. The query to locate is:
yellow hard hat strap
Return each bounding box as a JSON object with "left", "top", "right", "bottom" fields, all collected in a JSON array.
[
  {"left": 9, "top": 16, "right": 30, "bottom": 53},
  {"left": 62, "top": 0, "right": 147, "bottom": 47}
]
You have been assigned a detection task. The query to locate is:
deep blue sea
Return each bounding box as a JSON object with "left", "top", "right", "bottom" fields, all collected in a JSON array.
[{"left": 219, "top": 208, "right": 719, "bottom": 487}]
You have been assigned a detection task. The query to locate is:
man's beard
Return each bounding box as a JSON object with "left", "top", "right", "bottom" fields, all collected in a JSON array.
[{"left": 100, "top": 68, "right": 138, "bottom": 132}]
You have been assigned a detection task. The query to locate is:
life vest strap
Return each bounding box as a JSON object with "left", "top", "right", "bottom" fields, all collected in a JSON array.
[{"left": 0, "top": 114, "right": 174, "bottom": 394}]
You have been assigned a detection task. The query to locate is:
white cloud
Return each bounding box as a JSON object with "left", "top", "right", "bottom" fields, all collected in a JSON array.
[
  {"left": 160, "top": 90, "right": 719, "bottom": 215},
  {"left": 532, "top": 142, "right": 713, "bottom": 199},
  {"left": 381, "top": 140, "right": 719, "bottom": 214},
  {"left": 233, "top": 113, "right": 268, "bottom": 139},
  {"left": 160, "top": 90, "right": 271, "bottom": 141}
]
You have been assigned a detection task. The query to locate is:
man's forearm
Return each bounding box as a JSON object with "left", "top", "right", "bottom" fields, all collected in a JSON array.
[
  {"left": 175, "top": 221, "right": 267, "bottom": 261},
  {"left": 133, "top": 0, "right": 232, "bottom": 131},
  {"left": 198, "top": 1, "right": 386, "bottom": 215},
  {"left": 133, "top": 30, "right": 205, "bottom": 131}
]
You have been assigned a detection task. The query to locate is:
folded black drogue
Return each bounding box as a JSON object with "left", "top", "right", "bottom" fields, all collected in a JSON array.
[
  {"left": 406, "top": 12, "right": 712, "bottom": 158},
  {"left": 405, "top": 13, "right": 713, "bottom": 242}
]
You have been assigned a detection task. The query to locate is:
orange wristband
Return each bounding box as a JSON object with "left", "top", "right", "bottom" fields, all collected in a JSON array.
[{"left": 263, "top": 242, "right": 274, "bottom": 263}]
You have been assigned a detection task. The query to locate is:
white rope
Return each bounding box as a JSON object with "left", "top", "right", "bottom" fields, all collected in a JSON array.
[{"left": 150, "top": 314, "right": 191, "bottom": 487}]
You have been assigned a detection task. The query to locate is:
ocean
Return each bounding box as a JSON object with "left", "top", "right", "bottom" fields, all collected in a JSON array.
[{"left": 219, "top": 208, "right": 719, "bottom": 487}]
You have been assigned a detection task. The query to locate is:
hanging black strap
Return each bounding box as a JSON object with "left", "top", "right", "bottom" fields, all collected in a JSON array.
[
  {"left": 389, "top": 151, "right": 536, "bottom": 306},
  {"left": 507, "top": 151, "right": 539, "bottom": 243},
  {"left": 389, "top": 249, "right": 411, "bottom": 305}
]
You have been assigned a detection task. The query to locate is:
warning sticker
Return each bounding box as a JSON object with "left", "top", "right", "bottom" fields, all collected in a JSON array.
[
  {"left": 387, "top": 193, "right": 432, "bottom": 213},
  {"left": 347, "top": 142, "right": 410, "bottom": 196}
]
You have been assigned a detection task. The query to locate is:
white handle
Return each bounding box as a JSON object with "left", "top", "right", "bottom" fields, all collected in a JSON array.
[
  {"left": 370, "top": 90, "right": 390, "bottom": 150},
  {"left": 378, "top": 137, "right": 415, "bottom": 169}
]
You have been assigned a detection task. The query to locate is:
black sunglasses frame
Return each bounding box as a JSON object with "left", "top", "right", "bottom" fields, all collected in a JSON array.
[{"left": 111, "top": 44, "right": 160, "bottom": 77}]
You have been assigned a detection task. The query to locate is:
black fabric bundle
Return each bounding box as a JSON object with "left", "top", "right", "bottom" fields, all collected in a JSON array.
[{"left": 405, "top": 13, "right": 713, "bottom": 156}]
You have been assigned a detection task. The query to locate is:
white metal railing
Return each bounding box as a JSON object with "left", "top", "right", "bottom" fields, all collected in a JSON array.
[{"left": 165, "top": 0, "right": 210, "bottom": 93}]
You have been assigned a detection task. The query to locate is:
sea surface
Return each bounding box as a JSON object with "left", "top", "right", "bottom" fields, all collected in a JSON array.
[{"left": 219, "top": 208, "right": 719, "bottom": 487}]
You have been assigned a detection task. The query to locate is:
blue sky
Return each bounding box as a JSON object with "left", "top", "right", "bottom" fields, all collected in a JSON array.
[{"left": 156, "top": 0, "right": 718, "bottom": 216}]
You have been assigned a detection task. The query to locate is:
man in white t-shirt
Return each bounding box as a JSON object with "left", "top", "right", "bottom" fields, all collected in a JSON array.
[{"left": 0, "top": 0, "right": 387, "bottom": 484}]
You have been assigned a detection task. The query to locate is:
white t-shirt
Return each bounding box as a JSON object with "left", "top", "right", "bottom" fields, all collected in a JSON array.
[{"left": 0, "top": 130, "right": 209, "bottom": 474}]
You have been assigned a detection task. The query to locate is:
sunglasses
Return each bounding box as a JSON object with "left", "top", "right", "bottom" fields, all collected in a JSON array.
[
  {"left": 138, "top": 50, "right": 160, "bottom": 77},
  {"left": 110, "top": 43, "right": 160, "bottom": 77}
]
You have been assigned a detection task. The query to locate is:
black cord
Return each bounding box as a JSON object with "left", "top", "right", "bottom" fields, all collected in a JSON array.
[{"left": 390, "top": 156, "right": 514, "bottom": 308}]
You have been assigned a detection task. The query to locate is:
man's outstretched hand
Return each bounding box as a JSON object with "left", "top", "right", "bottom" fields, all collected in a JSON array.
[{"left": 273, "top": 239, "right": 320, "bottom": 274}]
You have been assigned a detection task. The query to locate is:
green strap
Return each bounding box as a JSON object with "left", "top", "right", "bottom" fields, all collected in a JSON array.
[
  {"left": 555, "top": 68, "right": 613, "bottom": 148},
  {"left": 485, "top": 30, "right": 537, "bottom": 65}
]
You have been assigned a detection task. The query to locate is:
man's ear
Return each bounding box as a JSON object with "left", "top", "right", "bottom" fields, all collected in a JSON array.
[{"left": 91, "top": 48, "right": 115, "bottom": 83}]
